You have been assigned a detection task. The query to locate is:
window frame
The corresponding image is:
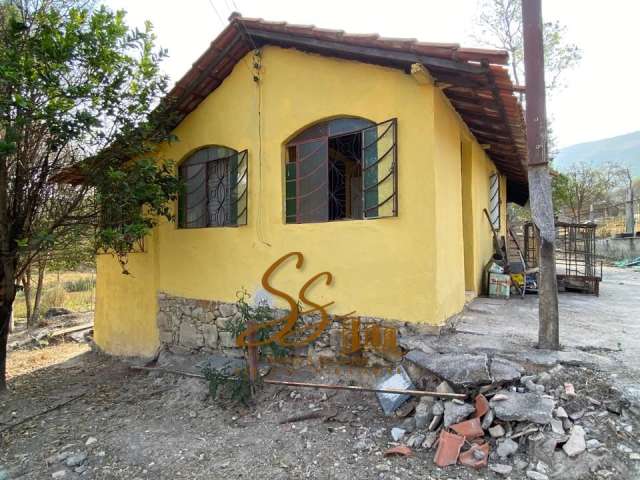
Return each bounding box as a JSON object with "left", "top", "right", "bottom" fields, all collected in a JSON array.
[
  {"left": 284, "top": 117, "right": 398, "bottom": 224},
  {"left": 489, "top": 172, "right": 501, "bottom": 231},
  {"left": 178, "top": 147, "right": 248, "bottom": 229}
]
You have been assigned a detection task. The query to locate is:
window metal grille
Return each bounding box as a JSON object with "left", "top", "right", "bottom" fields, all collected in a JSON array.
[
  {"left": 179, "top": 147, "right": 248, "bottom": 228},
  {"left": 285, "top": 118, "right": 397, "bottom": 224},
  {"left": 489, "top": 173, "right": 500, "bottom": 230}
]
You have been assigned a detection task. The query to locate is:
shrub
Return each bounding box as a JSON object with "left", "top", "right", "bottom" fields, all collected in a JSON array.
[
  {"left": 40, "top": 284, "right": 69, "bottom": 316},
  {"left": 63, "top": 277, "right": 96, "bottom": 292}
]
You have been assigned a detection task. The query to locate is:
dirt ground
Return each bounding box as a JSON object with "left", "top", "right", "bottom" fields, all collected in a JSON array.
[
  {"left": 1, "top": 267, "right": 639, "bottom": 479},
  {"left": 0, "top": 341, "right": 638, "bottom": 480},
  {"left": 451, "top": 267, "right": 640, "bottom": 404}
]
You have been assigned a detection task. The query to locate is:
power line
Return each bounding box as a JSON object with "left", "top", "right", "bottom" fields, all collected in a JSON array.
[{"left": 206, "top": 0, "right": 226, "bottom": 27}]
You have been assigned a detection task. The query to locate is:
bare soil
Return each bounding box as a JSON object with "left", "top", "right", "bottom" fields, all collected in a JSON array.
[{"left": 1, "top": 340, "right": 639, "bottom": 480}]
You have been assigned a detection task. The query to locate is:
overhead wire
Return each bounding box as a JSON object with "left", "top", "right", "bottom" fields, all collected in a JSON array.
[{"left": 204, "top": 0, "right": 270, "bottom": 247}]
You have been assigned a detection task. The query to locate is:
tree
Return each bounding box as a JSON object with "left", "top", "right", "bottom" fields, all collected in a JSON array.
[
  {"left": 474, "top": 0, "right": 582, "bottom": 95},
  {"left": 20, "top": 207, "right": 95, "bottom": 329},
  {"left": 552, "top": 162, "right": 623, "bottom": 222},
  {"left": 0, "top": 0, "right": 182, "bottom": 393}
]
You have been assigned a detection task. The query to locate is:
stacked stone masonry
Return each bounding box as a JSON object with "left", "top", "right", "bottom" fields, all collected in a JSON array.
[{"left": 157, "top": 292, "right": 437, "bottom": 367}]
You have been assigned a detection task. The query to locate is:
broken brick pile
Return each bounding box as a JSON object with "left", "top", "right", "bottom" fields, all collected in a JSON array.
[{"left": 382, "top": 350, "right": 627, "bottom": 478}]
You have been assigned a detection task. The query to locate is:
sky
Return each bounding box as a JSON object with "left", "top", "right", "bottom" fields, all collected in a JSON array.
[{"left": 104, "top": 0, "right": 640, "bottom": 149}]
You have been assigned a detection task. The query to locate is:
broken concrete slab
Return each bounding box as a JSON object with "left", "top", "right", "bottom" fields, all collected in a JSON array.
[
  {"left": 563, "top": 425, "right": 586, "bottom": 457},
  {"left": 490, "top": 390, "right": 554, "bottom": 424},
  {"left": 405, "top": 350, "right": 491, "bottom": 387},
  {"left": 398, "top": 417, "right": 416, "bottom": 433},
  {"left": 550, "top": 418, "right": 565, "bottom": 435},
  {"left": 490, "top": 357, "right": 524, "bottom": 383},
  {"left": 481, "top": 409, "right": 495, "bottom": 430},
  {"left": 489, "top": 463, "right": 513, "bottom": 476},
  {"left": 414, "top": 397, "right": 434, "bottom": 430},
  {"left": 443, "top": 401, "right": 475, "bottom": 427},
  {"left": 528, "top": 432, "right": 566, "bottom": 465},
  {"left": 525, "top": 470, "right": 549, "bottom": 480},
  {"left": 436, "top": 380, "right": 455, "bottom": 394},
  {"left": 497, "top": 438, "right": 519, "bottom": 458}
]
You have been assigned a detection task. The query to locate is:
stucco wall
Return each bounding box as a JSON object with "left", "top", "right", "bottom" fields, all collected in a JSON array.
[
  {"left": 432, "top": 91, "right": 465, "bottom": 322},
  {"left": 94, "top": 231, "right": 159, "bottom": 357},
  {"left": 95, "top": 46, "right": 507, "bottom": 357}
]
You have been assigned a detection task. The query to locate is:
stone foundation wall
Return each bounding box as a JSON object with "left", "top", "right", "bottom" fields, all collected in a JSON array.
[{"left": 157, "top": 292, "right": 441, "bottom": 367}]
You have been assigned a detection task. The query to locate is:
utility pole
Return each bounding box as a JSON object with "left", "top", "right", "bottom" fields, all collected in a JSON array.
[
  {"left": 624, "top": 170, "right": 636, "bottom": 236},
  {"left": 522, "top": 0, "right": 560, "bottom": 350}
]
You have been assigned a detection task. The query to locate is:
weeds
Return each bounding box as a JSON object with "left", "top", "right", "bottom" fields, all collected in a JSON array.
[
  {"left": 204, "top": 289, "right": 291, "bottom": 406},
  {"left": 63, "top": 277, "right": 96, "bottom": 292},
  {"left": 202, "top": 366, "right": 257, "bottom": 406},
  {"left": 231, "top": 289, "right": 291, "bottom": 359},
  {"left": 40, "top": 284, "right": 68, "bottom": 313}
]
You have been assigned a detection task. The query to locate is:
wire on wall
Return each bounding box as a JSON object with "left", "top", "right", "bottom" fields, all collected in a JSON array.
[{"left": 206, "top": 0, "right": 270, "bottom": 247}]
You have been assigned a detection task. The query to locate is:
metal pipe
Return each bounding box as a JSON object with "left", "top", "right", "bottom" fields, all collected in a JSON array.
[
  {"left": 130, "top": 366, "right": 467, "bottom": 399},
  {"left": 262, "top": 379, "right": 466, "bottom": 399}
]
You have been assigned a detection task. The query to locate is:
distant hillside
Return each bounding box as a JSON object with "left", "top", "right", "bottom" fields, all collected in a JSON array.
[{"left": 553, "top": 131, "right": 640, "bottom": 178}]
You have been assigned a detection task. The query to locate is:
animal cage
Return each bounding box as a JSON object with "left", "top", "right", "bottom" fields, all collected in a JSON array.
[{"left": 523, "top": 221, "right": 602, "bottom": 295}]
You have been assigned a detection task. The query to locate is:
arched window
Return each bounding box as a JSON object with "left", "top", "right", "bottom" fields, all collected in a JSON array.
[
  {"left": 178, "top": 146, "right": 248, "bottom": 228},
  {"left": 285, "top": 117, "right": 397, "bottom": 224}
]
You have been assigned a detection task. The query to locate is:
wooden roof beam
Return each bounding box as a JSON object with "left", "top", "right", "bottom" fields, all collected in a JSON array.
[{"left": 245, "top": 28, "right": 488, "bottom": 75}]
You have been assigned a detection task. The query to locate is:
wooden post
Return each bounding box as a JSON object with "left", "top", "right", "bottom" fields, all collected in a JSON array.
[
  {"left": 522, "top": 0, "right": 560, "bottom": 350},
  {"left": 625, "top": 183, "right": 636, "bottom": 237},
  {"left": 246, "top": 319, "right": 259, "bottom": 394}
]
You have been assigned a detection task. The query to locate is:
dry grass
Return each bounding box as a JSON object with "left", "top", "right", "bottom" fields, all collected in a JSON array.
[
  {"left": 6, "top": 341, "right": 91, "bottom": 380},
  {"left": 13, "top": 271, "right": 96, "bottom": 320}
]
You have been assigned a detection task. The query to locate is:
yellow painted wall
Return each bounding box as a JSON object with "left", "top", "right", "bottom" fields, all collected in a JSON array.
[
  {"left": 433, "top": 91, "right": 466, "bottom": 322},
  {"left": 468, "top": 143, "right": 508, "bottom": 295},
  {"left": 430, "top": 89, "right": 508, "bottom": 314},
  {"left": 94, "top": 230, "right": 159, "bottom": 357},
  {"left": 95, "top": 46, "right": 508, "bottom": 356}
]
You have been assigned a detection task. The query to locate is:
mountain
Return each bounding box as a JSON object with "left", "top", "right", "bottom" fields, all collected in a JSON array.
[{"left": 553, "top": 131, "right": 640, "bottom": 177}]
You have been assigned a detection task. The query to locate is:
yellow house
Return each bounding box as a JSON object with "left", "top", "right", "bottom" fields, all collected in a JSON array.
[{"left": 94, "top": 16, "right": 528, "bottom": 359}]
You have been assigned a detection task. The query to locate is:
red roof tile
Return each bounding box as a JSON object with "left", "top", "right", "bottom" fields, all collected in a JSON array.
[{"left": 167, "top": 15, "right": 529, "bottom": 203}]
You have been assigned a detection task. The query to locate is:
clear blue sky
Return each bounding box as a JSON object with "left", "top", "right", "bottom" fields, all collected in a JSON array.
[{"left": 104, "top": 0, "right": 640, "bottom": 149}]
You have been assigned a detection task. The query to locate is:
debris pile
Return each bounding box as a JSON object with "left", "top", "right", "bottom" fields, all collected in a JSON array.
[{"left": 379, "top": 350, "right": 631, "bottom": 478}]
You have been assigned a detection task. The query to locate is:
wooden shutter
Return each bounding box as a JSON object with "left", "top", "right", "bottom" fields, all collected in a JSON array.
[
  {"left": 489, "top": 173, "right": 500, "bottom": 230},
  {"left": 293, "top": 139, "right": 329, "bottom": 223},
  {"left": 362, "top": 119, "right": 397, "bottom": 219},
  {"left": 229, "top": 149, "right": 248, "bottom": 226},
  {"left": 183, "top": 162, "right": 208, "bottom": 228}
]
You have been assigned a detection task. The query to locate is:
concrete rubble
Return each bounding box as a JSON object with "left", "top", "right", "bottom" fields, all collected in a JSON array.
[
  {"left": 382, "top": 348, "right": 633, "bottom": 475},
  {"left": 562, "top": 425, "right": 587, "bottom": 457},
  {"left": 490, "top": 390, "right": 554, "bottom": 424},
  {"left": 405, "top": 351, "right": 492, "bottom": 387}
]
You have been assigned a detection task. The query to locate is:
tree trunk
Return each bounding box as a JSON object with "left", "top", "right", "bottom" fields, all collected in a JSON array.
[
  {"left": 1, "top": 263, "right": 17, "bottom": 394},
  {"left": 22, "top": 271, "right": 32, "bottom": 324},
  {"left": 8, "top": 307, "right": 14, "bottom": 334},
  {"left": 28, "top": 262, "right": 46, "bottom": 329}
]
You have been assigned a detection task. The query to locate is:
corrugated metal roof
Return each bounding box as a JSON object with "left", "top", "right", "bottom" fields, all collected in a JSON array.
[{"left": 167, "top": 14, "right": 529, "bottom": 203}]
